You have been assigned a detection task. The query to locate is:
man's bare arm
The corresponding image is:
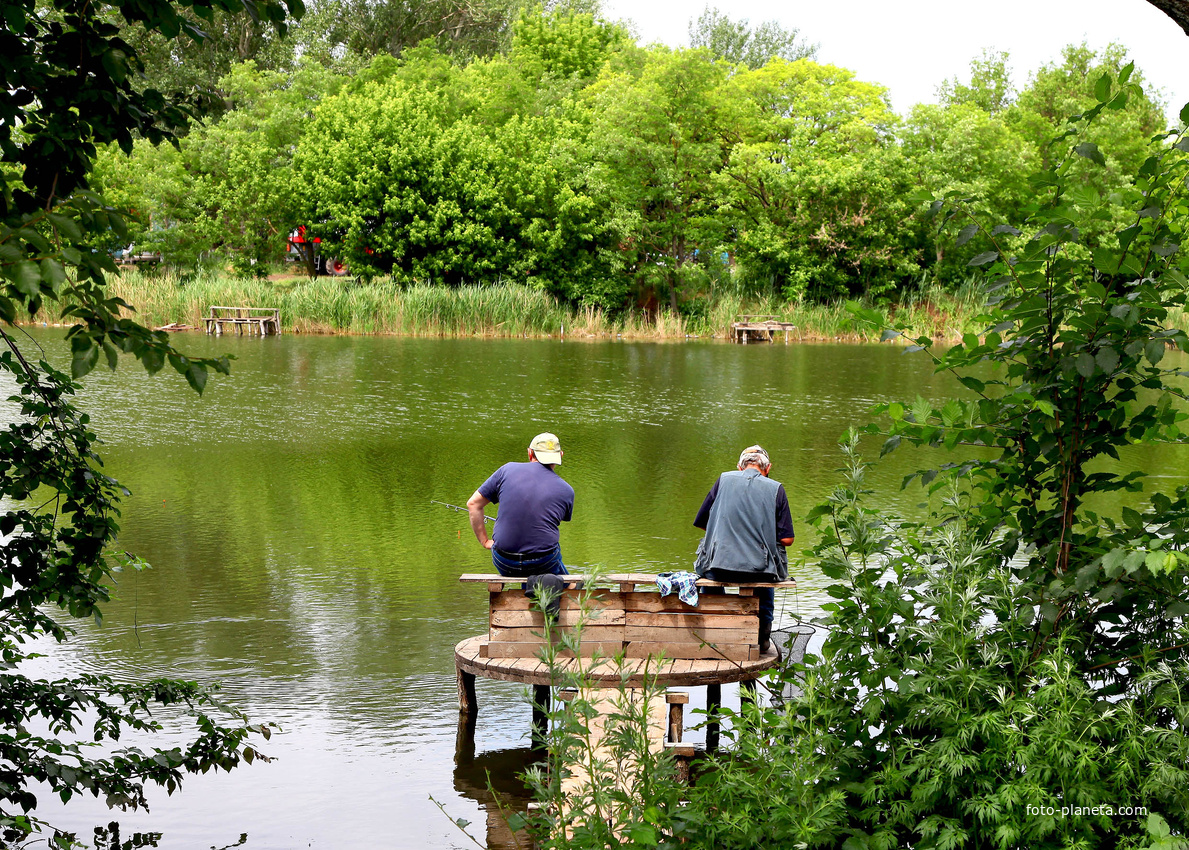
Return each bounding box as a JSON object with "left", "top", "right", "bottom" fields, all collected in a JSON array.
[{"left": 467, "top": 491, "right": 494, "bottom": 549}]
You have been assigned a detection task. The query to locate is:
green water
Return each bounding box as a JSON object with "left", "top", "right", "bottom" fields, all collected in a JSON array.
[{"left": 22, "top": 330, "right": 1187, "bottom": 848}]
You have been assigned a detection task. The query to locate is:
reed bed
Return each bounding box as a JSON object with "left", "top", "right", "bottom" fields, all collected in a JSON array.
[{"left": 100, "top": 271, "right": 992, "bottom": 342}]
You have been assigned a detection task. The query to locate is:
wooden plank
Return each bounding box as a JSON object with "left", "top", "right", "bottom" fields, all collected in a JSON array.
[
  {"left": 626, "top": 611, "right": 755, "bottom": 629},
  {"left": 490, "top": 588, "right": 618, "bottom": 612},
  {"left": 460, "top": 573, "right": 588, "bottom": 585},
  {"left": 603, "top": 573, "right": 797, "bottom": 589},
  {"left": 625, "top": 594, "right": 759, "bottom": 614},
  {"left": 623, "top": 641, "right": 753, "bottom": 661},
  {"left": 486, "top": 641, "right": 623, "bottom": 659},
  {"left": 624, "top": 625, "right": 755, "bottom": 644},
  {"left": 489, "top": 625, "right": 624, "bottom": 644},
  {"left": 491, "top": 608, "right": 626, "bottom": 628}
]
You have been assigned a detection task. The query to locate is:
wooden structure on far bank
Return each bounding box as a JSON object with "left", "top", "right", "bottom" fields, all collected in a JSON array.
[
  {"left": 730, "top": 314, "right": 797, "bottom": 343},
  {"left": 204, "top": 306, "right": 281, "bottom": 336}
]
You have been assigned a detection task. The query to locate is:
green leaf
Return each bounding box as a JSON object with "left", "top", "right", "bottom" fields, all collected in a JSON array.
[
  {"left": 627, "top": 824, "right": 658, "bottom": 845},
  {"left": 1093, "top": 247, "right": 1118, "bottom": 274},
  {"left": 39, "top": 258, "right": 66, "bottom": 292},
  {"left": 880, "top": 435, "right": 901, "bottom": 457},
  {"left": 955, "top": 224, "right": 978, "bottom": 247},
  {"left": 1175, "top": 137, "right": 1189, "bottom": 153},
  {"left": 10, "top": 261, "right": 41, "bottom": 298},
  {"left": 1095, "top": 346, "right": 1119, "bottom": 374},
  {"left": 1148, "top": 813, "right": 1171, "bottom": 840},
  {"left": 1075, "top": 352, "right": 1096, "bottom": 378},
  {"left": 71, "top": 339, "right": 100, "bottom": 378},
  {"left": 1180, "top": 102, "right": 1189, "bottom": 125},
  {"left": 1118, "top": 61, "right": 1134, "bottom": 85},
  {"left": 968, "top": 251, "right": 998, "bottom": 267},
  {"left": 46, "top": 213, "right": 83, "bottom": 242},
  {"left": 1074, "top": 142, "right": 1106, "bottom": 166},
  {"left": 1122, "top": 506, "right": 1144, "bottom": 530},
  {"left": 1145, "top": 339, "right": 1165, "bottom": 365},
  {"left": 185, "top": 362, "right": 208, "bottom": 395},
  {"left": 888, "top": 402, "right": 904, "bottom": 420},
  {"left": 1094, "top": 72, "right": 1111, "bottom": 103},
  {"left": 1102, "top": 549, "right": 1126, "bottom": 578}
]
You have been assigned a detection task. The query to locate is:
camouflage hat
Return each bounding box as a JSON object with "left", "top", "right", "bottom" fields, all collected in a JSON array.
[{"left": 530, "top": 433, "right": 563, "bottom": 465}]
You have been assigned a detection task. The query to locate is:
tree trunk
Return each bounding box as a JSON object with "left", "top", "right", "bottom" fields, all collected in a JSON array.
[{"left": 1145, "top": 0, "right": 1189, "bottom": 36}]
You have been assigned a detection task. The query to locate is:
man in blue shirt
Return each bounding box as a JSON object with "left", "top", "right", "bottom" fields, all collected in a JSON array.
[
  {"left": 694, "top": 445, "right": 795, "bottom": 654},
  {"left": 467, "top": 433, "right": 575, "bottom": 577}
]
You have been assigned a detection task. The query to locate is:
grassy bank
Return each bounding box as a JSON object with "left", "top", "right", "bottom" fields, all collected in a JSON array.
[{"left": 102, "top": 271, "right": 996, "bottom": 341}]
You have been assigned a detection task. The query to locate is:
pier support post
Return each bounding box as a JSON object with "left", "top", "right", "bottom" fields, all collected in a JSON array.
[
  {"left": 666, "top": 690, "right": 689, "bottom": 743},
  {"left": 705, "top": 683, "right": 721, "bottom": 752},
  {"left": 457, "top": 665, "right": 478, "bottom": 718},
  {"left": 531, "top": 684, "right": 551, "bottom": 747}
]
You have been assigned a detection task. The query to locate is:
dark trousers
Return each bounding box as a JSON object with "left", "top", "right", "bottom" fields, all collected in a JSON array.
[{"left": 491, "top": 545, "right": 568, "bottom": 578}]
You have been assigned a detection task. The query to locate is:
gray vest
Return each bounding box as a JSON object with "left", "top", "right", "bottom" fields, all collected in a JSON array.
[{"left": 694, "top": 469, "right": 789, "bottom": 580}]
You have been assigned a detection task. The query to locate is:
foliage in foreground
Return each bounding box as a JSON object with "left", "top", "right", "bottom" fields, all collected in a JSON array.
[
  {"left": 0, "top": 0, "right": 299, "bottom": 842},
  {"left": 515, "top": 71, "right": 1189, "bottom": 850}
]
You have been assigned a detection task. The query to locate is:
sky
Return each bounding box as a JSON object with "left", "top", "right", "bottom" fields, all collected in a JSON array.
[{"left": 600, "top": 0, "right": 1189, "bottom": 120}]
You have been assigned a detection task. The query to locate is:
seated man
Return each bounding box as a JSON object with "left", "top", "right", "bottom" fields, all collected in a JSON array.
[
  {"left": 467, "top": 432, "right": 573, "bottom": 577},
  {"left": 693, "top": 445, "right": 794, "bottom": 654}
]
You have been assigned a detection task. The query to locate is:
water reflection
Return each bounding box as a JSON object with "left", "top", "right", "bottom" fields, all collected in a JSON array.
[{"left": 452, "top": 725, "right": 536, "bottom": 850}]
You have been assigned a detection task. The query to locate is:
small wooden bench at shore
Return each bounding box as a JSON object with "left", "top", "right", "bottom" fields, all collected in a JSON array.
[
  {"left": 730, "top": 314, "right": 797, "bottom": 343},
  {"left": 203, "top": 306, "right": 281, "bottom": 336}
]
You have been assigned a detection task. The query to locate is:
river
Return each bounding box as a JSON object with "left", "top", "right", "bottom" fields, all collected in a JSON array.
[{"left": 18, "top": 330, "right": 1186, "bottom": 848}]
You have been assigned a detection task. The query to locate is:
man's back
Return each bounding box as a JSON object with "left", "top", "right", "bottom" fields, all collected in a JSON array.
[
  {"left": 479, "top": 461, "right": 574, "bottom": 553},
  {"left": 696, "top": 468, "right": 787, "bottom": 580}
]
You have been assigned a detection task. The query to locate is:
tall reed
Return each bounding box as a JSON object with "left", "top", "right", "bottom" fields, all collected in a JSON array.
[{"left": 98, "top": 271, "right": 990, "bottom": 342}]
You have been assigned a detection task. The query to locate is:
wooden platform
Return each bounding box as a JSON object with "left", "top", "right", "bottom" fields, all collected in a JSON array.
[
  {"left": 454, "top": 635, "right": 780, "bottom": 688},
  {"left": 730, "top": 315, "right": 797, "bottom": 343},
  {"left": 203, "top": 306, "right": 281, "bottom": 336}
]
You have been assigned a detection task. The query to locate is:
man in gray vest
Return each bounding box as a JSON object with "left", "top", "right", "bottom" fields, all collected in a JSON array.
[{"left": 693, "top": 445, "right": 794, "bottom": 653}]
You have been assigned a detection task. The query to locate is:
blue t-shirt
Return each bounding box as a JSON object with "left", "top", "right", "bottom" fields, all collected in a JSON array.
[{"left": 478, "top": 461, "right": 574, "bottom": 553}]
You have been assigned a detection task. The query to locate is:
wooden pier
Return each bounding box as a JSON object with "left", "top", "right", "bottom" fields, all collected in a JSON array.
[
  {"left": 455, "top": 572, "right": 795, "bottom": 758},
  {"left": 730, "top": 314, "right": 797, "bottom": 343},
  {"left": 203, "top": 306, "right": 281, "bottom": 336}
]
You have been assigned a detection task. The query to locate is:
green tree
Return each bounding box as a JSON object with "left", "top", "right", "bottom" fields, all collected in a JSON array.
[
  {"left": 294, "top": 45, "right": 623, "bottom": 301},
  {"left": 510, "top": 4, "right": 628, "bottom": 83},
  {"left": 687, "top": 5, "right": 817, "bottom": 70},
  {"left": 587, "top": 47, "right": 730, "bottom": 311},
  {"left": 0, "top": 0, "right": 298, "bottom": 842},
  {"left": 901, "top": 101, "right": 1033, "bottom": 274},
  {"left": 95, "top": 60, "right": 348, "bottom": 273},
  {"left": 937, "top": 48, "right": 1015, "bottom": 114},
  {"left": 715, "top": 58, "right": 919, "bottom": 299}
]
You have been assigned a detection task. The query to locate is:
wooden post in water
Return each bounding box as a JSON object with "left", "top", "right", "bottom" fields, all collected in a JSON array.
[
  {"left": 457, "top": 666, "right": 478, "bottom": 717},
  {"left": 666, "top": 690, "right": 688, "bottom": 743},
  {"left": 531, "top": 684, "right": 551, "bottom": 747},
  {"left": 705, "top": 682, "right": 721, "bottom": 751}
]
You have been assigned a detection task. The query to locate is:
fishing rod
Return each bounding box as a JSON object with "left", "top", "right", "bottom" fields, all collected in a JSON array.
[{"left": 431, "top": 499, "right": 494, "bottom": 524}]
